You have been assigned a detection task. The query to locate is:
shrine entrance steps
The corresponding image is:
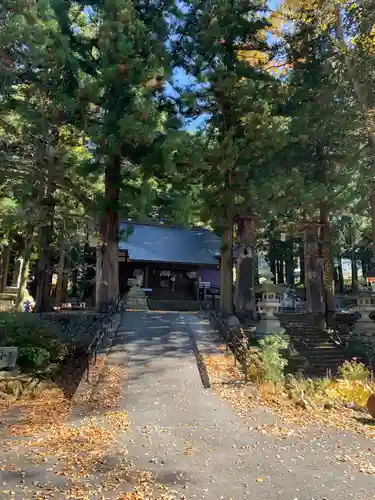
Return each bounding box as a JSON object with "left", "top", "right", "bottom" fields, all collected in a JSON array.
[
  {"left": 276, "top": 312, "right": 348, "bottom": 377},
  {"left": 147, "top": 298, "right": 201, "bottom": 312}
]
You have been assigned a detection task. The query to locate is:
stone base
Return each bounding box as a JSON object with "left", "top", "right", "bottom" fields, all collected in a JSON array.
[
  {"left": 125, "top": 285, "right": 148, "bottom": 310},
  {"left": 353, "top": 317, "right": 375, "bottom": 340},
  {"left": 255, "top": 315, "right": 282, "bottom": 339},
  {"left": 125, "top": 297, "right": 148, "bottom": 310}
]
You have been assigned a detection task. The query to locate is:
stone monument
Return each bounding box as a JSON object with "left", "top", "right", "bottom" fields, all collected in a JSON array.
[
  {"left": 0, "top": 347, "right": 18, "bottom": 370},
  {"left": 125, "top": 269, "right": 148, "bottom": 310},
  {"left": 255, "top": 270, "right": 283, "bottom": 339}
]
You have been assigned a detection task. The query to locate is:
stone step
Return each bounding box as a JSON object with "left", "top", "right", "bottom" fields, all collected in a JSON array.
[
  {"left": 285, "top": 329, "right": 327, "bottom": 337},
  {"left": 305, "top": 355, "right": 346, "bottom": 366},
  {"left": 277, "top": 312, "right": 351, "bottom": 376},
  {"left": 307, "top": 362, "right": 345, "bottom": 371},
  {"left": 293, "top": 337, "right": 336, "bottom": 344},
  {"left": 304, "top": 352, "right": 345, "bottom": 359},
  {"left": 304, "top": 367, "right": 341, "bottom": 377},
  {"left": 147, "top": 298, "right": 201, "bottom": 312}
]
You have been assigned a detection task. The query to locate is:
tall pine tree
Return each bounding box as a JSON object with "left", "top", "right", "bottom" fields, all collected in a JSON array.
[
  {"left": 176, "top": 0, "right": 279, "bottom": 314},
  {"left": 59, "top": 0, "right": 178, "bottom": 309}
]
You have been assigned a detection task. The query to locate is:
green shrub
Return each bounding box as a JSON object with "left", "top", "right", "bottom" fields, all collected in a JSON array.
[
  {"left": 337, "top": 359, "right": 370, "bottom": 381},
  {"left": 247, "top": 333, "right": 289, "bottom": 384},
  {"left": 0, "top": 312, "right": 68, "bottom": 370},
  {"left": 17, "top": 346, "right": 51, "bottom": 371},
  {"left": 246, "top": 347, "right": 264, "bottom": 382}
]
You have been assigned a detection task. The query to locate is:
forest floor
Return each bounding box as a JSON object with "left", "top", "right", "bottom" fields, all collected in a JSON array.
[{"left": 0, "top": 311, "right": 374, "bottom": 499}]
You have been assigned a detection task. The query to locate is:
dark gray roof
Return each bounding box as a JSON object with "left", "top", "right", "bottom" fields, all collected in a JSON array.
[{"left": 119, "top": 222, "right": 220, "bottom": 265}]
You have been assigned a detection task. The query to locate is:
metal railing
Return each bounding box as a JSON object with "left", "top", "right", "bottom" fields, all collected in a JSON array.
[
  {"left": 205, "top": 307, "right": 250, "bottom": 382},
  {"left": 86, "top": 294, "right": 123, "bottom": 381}
]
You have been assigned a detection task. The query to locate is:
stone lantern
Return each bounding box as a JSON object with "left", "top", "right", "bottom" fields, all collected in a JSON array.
[
  {"left": 354, "top": 292, "right": 375, "bottom": 340},
  {"left": 255, "top": 270, "right": 283, "bottom": 339}
]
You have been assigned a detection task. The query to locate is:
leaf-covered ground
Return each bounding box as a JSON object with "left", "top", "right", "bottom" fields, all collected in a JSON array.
[
  {"left": 205, "top": 350, "right": 371, "bottom": 427},
  {"left": 0, "top": 354, "right": 176, "bottom": 499},
  {"left": 102, "top": 312, "right": 375, "bottom": 500},
  {"left": 204, "top": 349, "right": 375, "bottom": 475},
  {"left": 2, "top": 312, "right": 375, "bottom": 499}
]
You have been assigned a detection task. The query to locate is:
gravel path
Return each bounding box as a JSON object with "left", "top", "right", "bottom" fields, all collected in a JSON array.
[{"left": 114, "top": 311, "right": 375, "bottom": 500}]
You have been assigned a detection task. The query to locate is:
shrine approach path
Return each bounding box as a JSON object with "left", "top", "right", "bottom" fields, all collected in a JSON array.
[{"left": 113, "top": 310, "right": 375, "bottom": 500}]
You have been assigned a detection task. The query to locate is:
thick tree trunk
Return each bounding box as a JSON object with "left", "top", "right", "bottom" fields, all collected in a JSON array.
[
  {"left": 15, "top": 227, "right": 33, "bottom": 311},
  {"left": 276, "top": 259, "right": 284, "bottom": 284},
  {"left": 298, "top": 241, "right": 305, "bottom": 286},
  {"left": 268, "top": 246, "right": 277, "bottom": 283},
  {"left": 361, "top": 258, "right": 368, "bottom": 280},
  {"left": 35, "top": 177, "right": 56, "bottom": 313},
  {"left": 320, "top": 204, "right": 335, "bottom": 325},
  {"left": 35, "top": 213, "right": 55, "bottom": 312},
  {"left": 61, "top": 273, "right": 69, "bottom": 302},
  {"left": 15, "top": 258, "right": 31, "bottom": 311},
  {"left": 371, "top": 190, "right": 375, "bottom": 267},
  {"left": 98, "top": 156, "right": 121, "bottom": 311},
  {"left": 95, "top": 244, "right": 103, "bottom": 311},
  {"left": 35, "top": 137, "right": 57, "bottom": 313},
  {"left": 285, "top": 237, "right": 295, "bottom": 287},
  {"left": 11, "top": 257, "right": 23, "bottom": 289},
  {"left": 71, "top": 269, "right": 78, "bottom": 297},
  {"left": 55, "top": 246, "right": 66, "bottom": 306},
  {"left": 220, "top": 224, "right": 233, "bottom": 314},
  {"left": 337, "top": 258, "right": 344, "bottom": 293},
  {"left": 0, "top": 243, "right": 11, "bottom": 293},
  {"left": 234, "top": 216, "right": 256, "bottom": 318},
  {"left": 304, "top": 223, "right": 324, "bottom": 314},
  {"left": 254, "top": 252, "right": 259, "bottom": 285},
  {"left": 351, "top": 250, "right": 358, "bottom": 292}
]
